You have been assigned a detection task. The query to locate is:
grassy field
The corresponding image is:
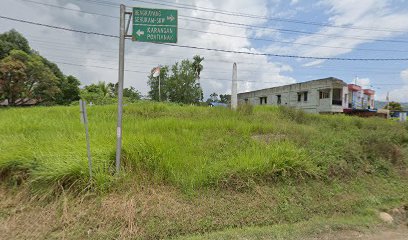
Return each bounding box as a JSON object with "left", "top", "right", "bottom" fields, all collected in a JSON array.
[{"left": 1, "top": 102, "right": 408, "bottom": 239}]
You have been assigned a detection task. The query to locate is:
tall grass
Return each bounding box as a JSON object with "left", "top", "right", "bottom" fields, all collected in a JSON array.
[{"left": 0, "top": 103, "right": 407, "bottom": 194}]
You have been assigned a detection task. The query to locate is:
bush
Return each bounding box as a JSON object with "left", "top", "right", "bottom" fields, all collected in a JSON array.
[
  {"left": 277, "top": 106, "right": 309, "bottom": 124},
  {"left": 237, "top": 104, "right": 253, "bottom": 115}
]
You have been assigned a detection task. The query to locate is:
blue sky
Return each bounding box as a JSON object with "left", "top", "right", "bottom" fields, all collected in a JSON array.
[
  {"left": 256, "top": 0, "right": 408, "bottom": 101},
  {"left": 1, "top": 0, "right": 408, "bottom": 101}
]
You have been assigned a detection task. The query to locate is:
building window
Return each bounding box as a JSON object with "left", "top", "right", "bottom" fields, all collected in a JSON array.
[
  {"left": 319, "top": 91, "right": 329, "bottom": 99},
  {"left": 260, "top": 97, "right": 267, "bottom": 105},
  {"left": 277, "top": 95, "right": 281, "bottom": 105},
  {"left": 304, "top": 92, "right": 308, "bottom": 102},
  {"left": 297, "top": 93, "right": 301, "bottom": 102}
]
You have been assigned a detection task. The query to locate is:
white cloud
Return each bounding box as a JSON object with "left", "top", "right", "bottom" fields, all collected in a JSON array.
[
  {"left": 401, "top": 68, "right": 408, "bottom": 82},
  {"left": 290, "top": 0, "right": 300, "bottom": 5},
  {"left": 355, "top": 77, "right": 371, "bottom": 88},
  {"left": 268, "top": 0, "right": 408, "bottom": 64},
  {"left": 387, "top": 68, "right": 408, "bottom": 102},
  {"left": 377, "top": 68, "right": 408, "bottom": 102}
]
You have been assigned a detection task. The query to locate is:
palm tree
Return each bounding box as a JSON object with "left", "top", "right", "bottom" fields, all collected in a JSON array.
[
  {"left": 192, "top": 55, "right": 204, "bottom": 84},
  {"left": 97, "top": 81, "right": 110, "bottom": 98}
]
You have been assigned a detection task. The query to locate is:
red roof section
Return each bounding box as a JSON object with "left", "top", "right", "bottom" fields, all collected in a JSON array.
[
  {"left": 363, "top": 89, "right": 375, "bottom": 95},
  {"left": 348, "top": 84, "right": 362, "bottom": 91}
]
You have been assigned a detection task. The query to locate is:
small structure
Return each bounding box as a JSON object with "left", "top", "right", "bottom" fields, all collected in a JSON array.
[
  {"left": 208, "top": 102, "right": 228, "bottom": 108},
  {"left": 391, "top": 110, "right": 408, "bottom": 122}
]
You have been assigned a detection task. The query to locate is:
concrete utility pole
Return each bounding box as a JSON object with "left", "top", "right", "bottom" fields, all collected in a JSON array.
[
  {"left": 231, "top": 62, "right": 238, "bottom": 110},
  {"left": 115, "top": 4, "right": 126, "bottom": 174}
]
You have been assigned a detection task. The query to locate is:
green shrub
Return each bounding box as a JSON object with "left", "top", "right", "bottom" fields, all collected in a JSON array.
[{"left": 237, "top": 104, "right": 253, "bottom": 115}]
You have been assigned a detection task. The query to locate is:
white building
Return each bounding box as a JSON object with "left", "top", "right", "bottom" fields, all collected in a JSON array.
[{"left": 238, "top": 77, "right": 375, "bottom": 114}]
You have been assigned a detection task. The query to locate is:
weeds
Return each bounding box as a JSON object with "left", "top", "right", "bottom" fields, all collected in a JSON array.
[{"left": 0, "top": 103, "right": 407, "bottom": 195}]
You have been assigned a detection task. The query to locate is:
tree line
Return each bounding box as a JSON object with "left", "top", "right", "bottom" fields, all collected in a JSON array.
[
  {"left": 0, "top": 30, "right": 81, "bottom": 106},
  {"left": 0, "top": 30, "right": 144, "bottom": 106},
  {"left": 1, "top": 29, "right": 230, "bottom": 107}
]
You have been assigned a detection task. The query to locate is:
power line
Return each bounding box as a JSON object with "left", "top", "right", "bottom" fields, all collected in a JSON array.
[
  {"left": 24, "top": 35, "right": 408, "bottom": 71},
  {"left": 177, "top": 15, "right": 408, "bottom": 44},
  {"left": 35, "top": 46, "right": 404, "bottom": 75},
  {"left": 22, "top": 0, "right": 408, "bottom": 44},
  {"left": 54, "top": 60, "right": 283, "bottom": 83},
  {"left": 2, "top": 15, "right": 408, "bottom": 61},
  {"left": 130, "top": 0, "right": 408, "bottom": 33},
  {"left": 52, "top": 60, "right": 407, "bottom": 87},
  {"left": 29, "top": 28, "right": 408, "bottom": 53},
  {"left": 20, "top": 0, "right": 119, "bottom": 19},
  {"left": 45, "top": 53, "right": 402, "bottom": 75},
  {"left": 184, "top": 28, "right": 408, "bottom": 53},
  {"left": 157, "top": 42, "right": 408, "bottom": 61},
  {"left": 0, "top": 15, "right": 118, "bottom": 38}
]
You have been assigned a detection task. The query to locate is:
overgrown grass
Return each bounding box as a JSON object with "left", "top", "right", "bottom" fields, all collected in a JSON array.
[
  {"left": 1, "top": 103, "right": 408, "bottom": 239},
  {"left": 0, "top": 103, "right": 407, "bottom": 194}
]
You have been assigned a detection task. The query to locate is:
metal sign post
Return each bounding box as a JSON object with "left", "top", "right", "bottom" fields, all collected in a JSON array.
[
  {"left": 80, "top": 100, "right": 92, "bottom": 182},
  {"left": 115, "top": 5, "right": 177, "bottom": 174}
]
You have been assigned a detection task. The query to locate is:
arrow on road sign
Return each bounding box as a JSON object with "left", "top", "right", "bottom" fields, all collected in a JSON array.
[
  {"left": 167, "top": 15, "right": 175, "bottom": 22},
  {"left": 136, "top": 29, "right": 144, "bottom": 36}
]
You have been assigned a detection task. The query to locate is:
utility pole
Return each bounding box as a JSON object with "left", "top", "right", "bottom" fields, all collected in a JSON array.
[
  {"left": 231, "top": 62, "right": 238, "bottom": 110},
  {"left": 115, "top": 4, "right": 126, "bottom": 174}
]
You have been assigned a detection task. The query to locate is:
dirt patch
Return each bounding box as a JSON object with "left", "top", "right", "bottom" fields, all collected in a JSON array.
[{"left": 307, "top": 226, "right": 408, "bottom": 240}]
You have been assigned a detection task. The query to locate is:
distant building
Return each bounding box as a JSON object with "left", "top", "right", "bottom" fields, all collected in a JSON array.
[
  {"left": 347, "top": 84, "right": 375, "bottom": 110},
  {"left": 208, "top": 102, "right": 228, "bottom": 108},
  {"left": 238, "top": 77, "right": 375, "bottom": 114},
  {"left": 0, "top": 98, "right": 39, "bottom": 106}
]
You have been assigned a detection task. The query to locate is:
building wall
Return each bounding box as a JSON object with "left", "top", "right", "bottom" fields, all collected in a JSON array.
[{"left": 238, "top": 78, "right": 347, "bottom": 113}]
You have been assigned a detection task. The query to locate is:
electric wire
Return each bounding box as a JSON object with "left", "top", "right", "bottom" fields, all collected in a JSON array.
[
  {"left": 19, "top": 0, "right": 408, "bottom": 44},
  {"left": 2, "top": 15, "right": 408, "bottom": 61}
]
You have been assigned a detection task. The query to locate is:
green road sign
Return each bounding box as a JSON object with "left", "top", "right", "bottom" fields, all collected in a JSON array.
[{"left": 132, "top": 7, "right": 178, "bottom": 43}]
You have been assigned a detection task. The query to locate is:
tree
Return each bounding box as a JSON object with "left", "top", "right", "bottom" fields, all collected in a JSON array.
[
  {"left": 81, "top": 81, "right": 141, "bottom": 105},
  {"left": 192, "top": 55, "right": 204, "bottom": 101},
  {"left": 147, "top": 66, "right": 169, "bottom": 101},
  {"left": 0, "top": 50, "right": 60, "bottom": 105},
  {"left": 0, "top": 30, "right": 82, "bottom": 105},
  {"left": 147, "top": 57, "right": 204, "bottom": 104},
  {"left": 219, "top": 94, "right": 231, "bottom": 104},
  {"left": 210, "top": 92, "right": 219, "bottom": 102},
  {"left": 123, "top": 86, "right": 141, "bottom": 102},
  {"left": 107, "top": 82, "right": 118, "bottom": 97},
  {"left": 80, "top": 81, "right": 112, "bottom": 105},
  {"left": 192, "top": 55, "right": 204, "bottom": 80},
  {"left": 54, "top": 75, "right": 81, "bottom": 105},
  {"left": 384, "top": 101, "right": 403, "bottom": 111},
  {"left": 0, "top": 29, "right": 31, "bottom": 59}
]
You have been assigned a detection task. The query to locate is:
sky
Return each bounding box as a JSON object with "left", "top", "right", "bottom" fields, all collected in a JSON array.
[{"left": 1, "top": 0, "right": 408, "bottom": 102}]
